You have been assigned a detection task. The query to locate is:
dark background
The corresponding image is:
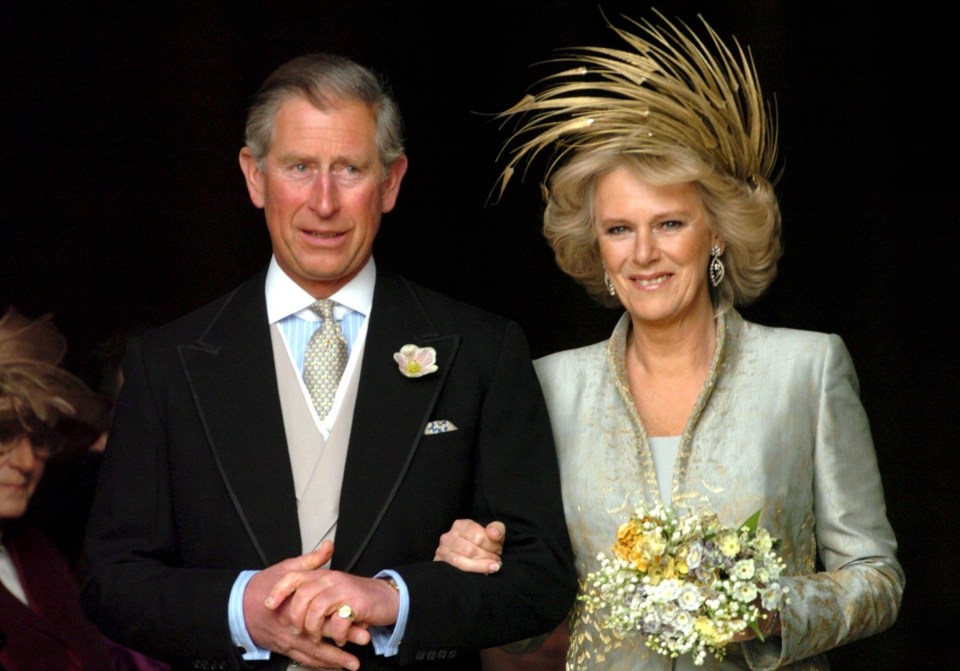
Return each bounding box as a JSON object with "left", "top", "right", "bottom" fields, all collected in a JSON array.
[{"left": 2, "top": 2, "right": 955, "bottom": 669}]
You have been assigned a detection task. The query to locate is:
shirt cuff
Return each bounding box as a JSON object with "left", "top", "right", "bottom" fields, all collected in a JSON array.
[
  {"left": 229, "top": 570, "right": 271, "bottom": 660},
  {"left": 370, "top": 569, "right": 408, "bottom": 657}
]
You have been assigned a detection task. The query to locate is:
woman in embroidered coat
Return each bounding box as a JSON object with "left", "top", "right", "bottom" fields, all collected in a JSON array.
[{"left": 436, "top": 11, "right": 903, "bottom": 671}]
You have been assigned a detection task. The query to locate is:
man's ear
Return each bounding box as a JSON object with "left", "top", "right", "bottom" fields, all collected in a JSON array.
[
  {"left": 380, "top": 155, "right": 408, "bottom": 213},
  {"left": 238, "top": 147, "right": 265, "bottom": 209}
]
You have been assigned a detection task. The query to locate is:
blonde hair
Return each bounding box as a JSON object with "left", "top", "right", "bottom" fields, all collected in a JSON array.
[{"left": 544, "top": 148, "right": 780, "bottom": 311}]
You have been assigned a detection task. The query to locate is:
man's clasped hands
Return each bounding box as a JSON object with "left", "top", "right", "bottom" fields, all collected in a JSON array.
[{"left": 240, "top": 540, "right": 400, "bottom": 670}]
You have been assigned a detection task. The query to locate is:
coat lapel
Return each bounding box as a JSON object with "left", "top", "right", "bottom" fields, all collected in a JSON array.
[
  {"left": 177, "top": 271, "right": 301, "bottom": 565},
  {"left": 335, "top": 270, "right": 459, "bottom": 571}
]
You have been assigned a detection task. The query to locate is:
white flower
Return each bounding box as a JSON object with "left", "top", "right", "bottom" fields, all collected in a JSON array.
[
  {"left": 674, "top": 611, "right": 694, "bottom": 633},
  {"left": 677, "top": 583, "right": 704, "bottom": 611},
  {"left": 754, "top": 528, "right": 774, "bottom": 554},
  {"left": 393, "top": 344, "right": 438, "bottom": 378},
  {"left": 643, "top": 608, "right": 664, "bottom": 633},
  {"left": 685, "top": 541, "right": 704, "bottom": 570},
  {"left": 659, "top": 601, "right": 679, "bottom": 622},
  {"left": 732, "top": 581, "right": 758, "bottom": 603},
  {"left": 655, "top": 578, "right": 682, "bottom": 602},
  {"left": 733, "top": 559, "right": 756, "bottom": 580},
  {"left": 717, "top": 531, "right": 741, "bottom": 558}
]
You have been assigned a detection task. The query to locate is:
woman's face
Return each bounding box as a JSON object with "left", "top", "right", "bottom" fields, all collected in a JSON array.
[
  {"left": 0, "top": 433, "right": 47, "bottom": 520},
  {"left": 594, "top": 166, "right": 718, "bottom": 329}
]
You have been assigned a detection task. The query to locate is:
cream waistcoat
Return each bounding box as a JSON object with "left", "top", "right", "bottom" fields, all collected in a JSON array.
[{"left": 270, "top": 324, "right": 364, "bottom": 557}]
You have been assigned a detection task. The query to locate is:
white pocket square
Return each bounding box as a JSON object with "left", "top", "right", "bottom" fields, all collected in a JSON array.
[{"left": 424, "top": 420, "right": 458, "bottom": 435}]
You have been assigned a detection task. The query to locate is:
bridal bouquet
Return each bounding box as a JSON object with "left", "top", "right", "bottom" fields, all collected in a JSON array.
[{"left": 580, "top": 504, "right": 789, "bottom": 665}]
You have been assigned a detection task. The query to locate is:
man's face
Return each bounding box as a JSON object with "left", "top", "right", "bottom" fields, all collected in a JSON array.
[{"left": 240, "top": 96, "right": 407, "bottom": 297}]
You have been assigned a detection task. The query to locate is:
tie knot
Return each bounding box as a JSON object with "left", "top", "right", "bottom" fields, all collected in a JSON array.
[{"left": 309, "top": 299, "right": 336, "bottom": 320}]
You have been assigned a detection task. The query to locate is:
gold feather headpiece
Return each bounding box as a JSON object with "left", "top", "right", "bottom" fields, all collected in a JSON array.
[{"left": 494, "top": 9, "right": 778, "bottom": 199}]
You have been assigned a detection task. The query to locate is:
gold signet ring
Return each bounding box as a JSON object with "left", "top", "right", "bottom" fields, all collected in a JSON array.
[{"left": 336, "top": 604, "right": 355, "bottom": 621}]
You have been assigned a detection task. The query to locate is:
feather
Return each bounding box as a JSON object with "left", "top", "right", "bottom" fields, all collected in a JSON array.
[{"left": 493, "top": 8, "right": 778, "bottom": 198}]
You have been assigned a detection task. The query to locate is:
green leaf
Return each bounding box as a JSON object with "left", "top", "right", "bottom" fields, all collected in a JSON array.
[
  {"left": 741, "top": 508, "right": 762, "bottom": 532},
  {"left": 749, "top": 618, "right": 766, "bottom": 642}
]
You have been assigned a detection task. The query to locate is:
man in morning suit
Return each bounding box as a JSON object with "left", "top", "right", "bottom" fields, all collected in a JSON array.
[{"left": 80, "top": 53, "right": 576, "bottom": 671}]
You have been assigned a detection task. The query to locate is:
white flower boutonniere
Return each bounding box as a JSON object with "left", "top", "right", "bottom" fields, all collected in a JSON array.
[{"left": 393, "top": 344, "right": 438, "bottom": 378}]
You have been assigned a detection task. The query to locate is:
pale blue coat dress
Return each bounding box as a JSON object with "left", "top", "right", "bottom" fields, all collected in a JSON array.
[{"left": 534, "top": 310, "right": 903, "bottom": 670}]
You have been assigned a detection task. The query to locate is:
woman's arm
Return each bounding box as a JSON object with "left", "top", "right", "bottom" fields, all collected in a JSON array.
[{"left": 742, "top": 335, "right": 904, "bottom": 670}]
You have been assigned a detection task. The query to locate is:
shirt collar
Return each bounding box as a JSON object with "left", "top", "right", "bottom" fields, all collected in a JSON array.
[{"left": 265, "top": 256, "right": 376, "bottom": 324}]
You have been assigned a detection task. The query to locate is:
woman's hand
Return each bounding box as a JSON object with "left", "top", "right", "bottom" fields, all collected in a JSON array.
[{"left": 434, "top": 519, "right": 505, "bottom": 574}]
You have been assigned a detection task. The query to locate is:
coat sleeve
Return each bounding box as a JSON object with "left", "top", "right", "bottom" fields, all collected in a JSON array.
[
  {"left": 743, "top": 334, "right": 904, "bottom": 669},
  {"left": 390, "top": 319, "right": 578, "bottom": 664},
  {"left": 79, "top": 338, "right": 248, "bottom": 670}
]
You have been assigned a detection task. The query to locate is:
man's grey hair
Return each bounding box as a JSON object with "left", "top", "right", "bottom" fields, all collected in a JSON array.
[{"left": 244, "top": 53, "right": 404, "bottom": 171}]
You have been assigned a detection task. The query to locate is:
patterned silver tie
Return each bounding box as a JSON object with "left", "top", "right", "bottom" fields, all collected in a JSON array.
[{"left": 302, "top": 299, "right": 347, "bottom": 420}]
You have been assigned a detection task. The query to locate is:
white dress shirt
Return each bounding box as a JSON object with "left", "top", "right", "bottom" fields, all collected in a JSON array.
[
  {"left": 229, "top": 257, "right": 408, "bottom": 660},
  {"left": 266, "top": 255, "right": 374, "bottom": 437}
]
